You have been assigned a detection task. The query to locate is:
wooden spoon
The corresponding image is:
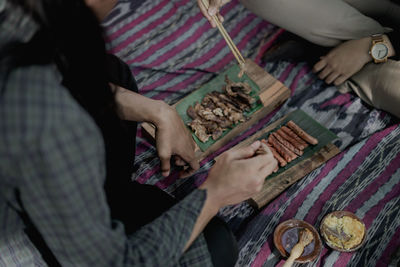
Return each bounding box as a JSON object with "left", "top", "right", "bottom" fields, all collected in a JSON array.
[{"left": 282, "top": 228, "right": 314, "bottom": 267}]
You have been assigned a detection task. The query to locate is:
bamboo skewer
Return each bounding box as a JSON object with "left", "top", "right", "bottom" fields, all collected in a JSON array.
[{"left": 200, "top": 0, "right": 245, "bottom": 67}]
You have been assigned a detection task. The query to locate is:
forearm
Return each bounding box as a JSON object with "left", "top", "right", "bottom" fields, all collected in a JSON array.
[
  {"left": 183, "top": 189, "right": 220, "bottom": 251},
  {"left": 128, "top": 188, "right": 211, "bottom": 264},
  {"left": 114, "top": 85, "right": 168, "bottom": 124}
]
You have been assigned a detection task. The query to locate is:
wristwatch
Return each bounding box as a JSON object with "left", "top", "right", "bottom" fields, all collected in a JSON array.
[{"left": 369, "top": 34, "right": 389, "bottom": 63}]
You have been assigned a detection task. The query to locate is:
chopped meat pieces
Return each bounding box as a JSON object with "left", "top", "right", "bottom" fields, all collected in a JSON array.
[
  {"left": 188, "top": 119, "right": 210, "bottom": 143},
  {"left": 186, "top": 105, "right": 198, "bottom": 120},
  {"left": 186, "top": 76, "right": 257, "bottom": 143},
  {"left": 213, "top": 108, "right": 224, "bottom": 117}
]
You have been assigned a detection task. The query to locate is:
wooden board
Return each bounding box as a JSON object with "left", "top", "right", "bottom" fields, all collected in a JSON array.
[
  {"left": 141, "top": 58, "right": 291, "bottom": 162},
  {"left": 215, "top": 110, "right": 341, "bottom": 209}
]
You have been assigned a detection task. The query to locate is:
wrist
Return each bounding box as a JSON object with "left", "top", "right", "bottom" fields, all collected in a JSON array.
[
  {"left": 361, "top": 36, "right": 374, "bottom": 64},
  {"left": 151, "top": 101, "right": 174, "bottom": 127},
  {"left": 199, "top": 188, "right": 222, "bottom": 217},
  {"left": 198, "top": 185, "right": 222, "bottom": 215}
]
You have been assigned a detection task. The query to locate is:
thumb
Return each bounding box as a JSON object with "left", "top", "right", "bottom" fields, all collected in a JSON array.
[{"left": 230, "top": 141, "right": 261, "bottom": 160}]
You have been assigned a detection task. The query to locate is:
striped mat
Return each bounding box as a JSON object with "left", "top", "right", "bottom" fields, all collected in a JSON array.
[{"left": 103, "top": 1, "right": 400, "bottom": 266}]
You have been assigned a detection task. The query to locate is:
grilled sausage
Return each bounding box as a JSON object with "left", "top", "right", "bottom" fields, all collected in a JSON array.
[
  {"left": 287, "top": 120, "right": 318, "bottom": 145},
  {"left": 276, "top": 128, "right": 306, "bottom": 151},
  {"left": 281, "top": 126, "right": 309, "bottom": 149},
  {"left": 268, "top": 134, "right": 297, "bottom": 162},
  {"left": 272, "top": 132, "right": 303, "bottom": 156},
  {"left": 261, "top": 139, "right": 287, "bottom": 167}
]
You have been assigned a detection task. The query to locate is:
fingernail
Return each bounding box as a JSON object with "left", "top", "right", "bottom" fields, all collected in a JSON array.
[
  {"left": 209, "top": 7, "right": 217, "bottom": 16},
  {"left": 162, "top": 171, "right": 169, "bottom": 177}
]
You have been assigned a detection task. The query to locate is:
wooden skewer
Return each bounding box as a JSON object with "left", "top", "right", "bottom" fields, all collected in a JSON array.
[
  {"left": 282, "top": 228, "right": 314, "bottom": 267},
  {"left": 200, "top": 0, "right": 245, "bottom": 66},
  {"left": 215, "top": 19, "right": 245, "bottom": 65}
]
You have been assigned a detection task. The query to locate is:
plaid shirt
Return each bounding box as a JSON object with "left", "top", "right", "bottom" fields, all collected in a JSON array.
[{"left": 0, "top": 1, "right": 212, "bottom": 266}]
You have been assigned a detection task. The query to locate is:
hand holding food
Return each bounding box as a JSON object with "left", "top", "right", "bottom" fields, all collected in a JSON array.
[{"left": 200, "top": 141, "right": 277, "bottom": 209}]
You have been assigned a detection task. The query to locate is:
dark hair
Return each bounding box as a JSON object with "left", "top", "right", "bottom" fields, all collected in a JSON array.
[{"left": 6, "top": 0, "right": 117, "bottom": 124}]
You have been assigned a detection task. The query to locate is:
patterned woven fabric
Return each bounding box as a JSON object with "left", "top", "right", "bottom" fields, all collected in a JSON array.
[{"left": 104, "top": 0, "right": 400, "bottom": 266}]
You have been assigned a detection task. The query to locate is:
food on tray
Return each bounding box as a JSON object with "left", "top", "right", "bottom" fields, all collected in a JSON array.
[
  {"left": 322, "top": 214, "right": 365, "bottom": 250},
  {"left": 268, "top": 134, "right": 297, "bottom": 162},
  {"left": 287, "top": 121, "right": 318, "bottom": 145},
  {"left": 186, "top": 76, "right": 257, "bottom": 143},
  {"left": 281, "top": 126, "right": 308, "bottom": 150},
  {"left": 266, "top": 143, "right": 287, "bottom": 167},
  {"left": 260, "top": 121, "right": 318, "bottom": 171},
  {"left": 272, "top": 132, "right": 303, "bottom": 156}
]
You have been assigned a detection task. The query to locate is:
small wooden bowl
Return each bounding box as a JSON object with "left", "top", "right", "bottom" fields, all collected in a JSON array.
[
  {"left": 320, "top": 211, "right": 367, "bottom": 252},
  {"left": 273, "top": 219, "right": 322, "bottom": 263}
]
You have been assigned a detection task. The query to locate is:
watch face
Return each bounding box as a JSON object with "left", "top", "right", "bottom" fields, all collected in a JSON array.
[{"left": 371, "top": 43, "right": 389, "bottom": 60}]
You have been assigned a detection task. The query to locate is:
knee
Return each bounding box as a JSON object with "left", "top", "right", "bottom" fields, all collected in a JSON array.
[
  {"left": 366, "top": 61, "right": 400, "bottom": 118},
  {"left": 204, "top": 217, "right": 238, "bottom": 267}
]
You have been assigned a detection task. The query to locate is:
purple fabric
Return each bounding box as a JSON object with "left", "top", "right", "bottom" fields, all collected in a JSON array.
[{"left": 104, "top": 1, "right": 400, "bottom": 266}]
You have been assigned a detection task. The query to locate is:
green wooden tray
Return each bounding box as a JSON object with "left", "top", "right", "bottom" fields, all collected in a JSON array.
[
  {"left": 176, "top": 64, "right": 263, "bottom": 152},
  {"left": 260, "top": 109, "right": 338, "bottom": 179}
]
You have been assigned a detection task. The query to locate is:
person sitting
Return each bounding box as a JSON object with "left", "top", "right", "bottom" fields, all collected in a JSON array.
[
  {"left": 0, "top": 0, "right": 277, "bottom": 266},
  {"left": 198, "top": 0, "right": 400, "bottom": 118}
]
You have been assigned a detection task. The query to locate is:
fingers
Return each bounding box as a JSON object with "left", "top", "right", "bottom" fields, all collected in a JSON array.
[
  {"left": 217, "top": 13, "right": 224, "bottom": 23},
  {"left": 179, "top": 166, "right": 198, "bottom": 178},
  {"left": 229, "top": 141, "right": 261, "bottom": 160},
  {"left": 258, "top": 157, "right": 278, "bottom": 176},
  {"left": 325, "top": 71, "right": 341, "bottom": 84},
  {"left": 244, "top": 151, "right": 275, "bottom": 172},
  {"left": 158, "top": 150, "right": 171, "bottom": 177},
  {"left": 183, "top": 156, "right": 200, "bottom": 176},
  {"left": 333, "top": 75, "right": 348, "bottom": 86},
  {"left": 174, "top": 156, "right": 186, "bottom": 166},
  {"left": 318, "top": 65, "right": 333, "bottom": 80},
  {"left": 313, "top": 57, "right": 327, "bottom": 73},
  {"left": 314, "top": 58, "right": 342, "bottom": 84},
  {"left": 208, "top": 0, "right": 221, "bottom": 16},
  {"left": 314, "top": 58, "right": 349, "bottom": 86},
  {"left": 197, "top": 0, "right": 216, "bottom": 27},
  {"left": 197, "top": 0, "right": 228, "bottom": 27},
  {"left": 174, "top": 149, "right": 200, "bottom": 178}
]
